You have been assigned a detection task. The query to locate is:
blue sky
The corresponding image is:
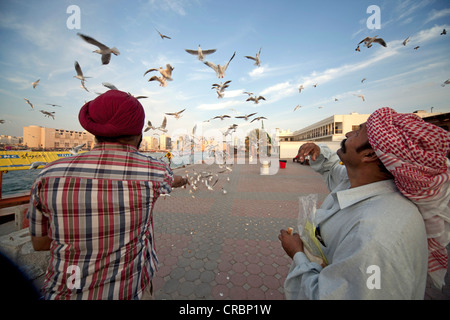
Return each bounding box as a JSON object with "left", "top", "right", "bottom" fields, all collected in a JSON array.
[{"left": 0, "top": 0, "right": 449, "bottom": 139}]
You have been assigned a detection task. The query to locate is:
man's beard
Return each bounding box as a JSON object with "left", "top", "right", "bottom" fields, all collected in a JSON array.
[{"left": 340, "top": 138, "right": 347, "bottom": 154}]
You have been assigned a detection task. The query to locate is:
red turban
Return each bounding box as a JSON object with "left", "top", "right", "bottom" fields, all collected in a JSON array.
[
  {"left": 79, "top": 90, "right": 145, "bottom": 137},
  {"left": 366, "top": 107, "right": 450, "bottom": 289}
]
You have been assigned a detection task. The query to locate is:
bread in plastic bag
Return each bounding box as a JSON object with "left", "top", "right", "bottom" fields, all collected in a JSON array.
[{"left": 298, "top": 194, "right": 328, "bottom": 266}]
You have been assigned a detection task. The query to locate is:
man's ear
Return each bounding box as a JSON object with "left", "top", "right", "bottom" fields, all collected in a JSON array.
[{"left": 361, "top": 149, "right": 379, "bottom": 163}]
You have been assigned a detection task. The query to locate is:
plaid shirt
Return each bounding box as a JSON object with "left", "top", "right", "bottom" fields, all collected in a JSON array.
[{"left": 28, "top": 142, "right": 173, "bottom": 300}]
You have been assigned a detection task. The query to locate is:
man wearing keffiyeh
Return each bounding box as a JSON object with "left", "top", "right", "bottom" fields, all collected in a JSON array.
[{"left": 279, "top": 107, "right": 450, "bottom": 299}]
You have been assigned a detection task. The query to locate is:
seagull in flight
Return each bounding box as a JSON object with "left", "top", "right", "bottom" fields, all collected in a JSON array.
[
  {"left": 70, "top": 143, "right": 86, "bottom": 155},
  {"left": 353, "top": 94, "right": 365, "bottom": 101},
  {"left": 293, "top": 105, "right": 302, "bottom": 111},
  {"left": 80, "top": 80, "right": 89, "bottom": 92},
  {"left": 441, "top": 79, "right": 450, "bottom": 87},
  {"left": 165, "top": 108, "right": 186, "bottom": 119},
  {"left": 357, "top": 36, "right": 387, "bottom": 48},
  {"left": 204, "top": 51, "right": 236, "bottom": 78},
  {"left": 40, "top": 110, "right": 55, "bottom": 119},
  {"left": 73, "top": 61, "right": 91, "bottom": 82},
  {"left": 250, "top": 116, "right": 267, "bottom": 123},
  {"left": 144, "top": 64, "right": 174, "bottom": 81},
  {"left": 235, "top": 112, "right": 257, "bottom": 121},
  {"left": 148, "top": 75, "right": 168, "bottom": 87},
  {"left": 46, "top": 103, "right": 63, "bottom": 108},
  {"left": 32, "top": 79, "right": 40, "bottom": 89},
  {"left": 402, "top": 36, "right": 410, "bottom": 46},
  {"left": 213, "top": 115, "right": 231, "bottom": 121},
  {"left": 244, "top": 48, "right": 262, "bottom": 67},
  {"left": 77, "top": 33, "right": 120, "bottom": 65},
  {"left": 361, "top": 78, "right": 367, "bottom": 83},
  {"left": 103, "top": 82, "right": 118, "bottom": 90},
  {"left": 211, "top": 80, "right": 231, "bottom": 93},
  {"left": 29, "top": 161, "right": 47, "bottom": 170},
  {"left": 298, "top": 85, "right": 304, "bottom": 93},
  {"left": 246, "top": 95, "right": 265, "bottom": 104},
  {"left": 24, "top": 98, "right": 34, "bottom": 109},
  {"left": 144, "top": 117, "right": 168, "bottom": 133},
  {"left": 441, "top": 29, "right": 447, "bottom": 35},
  {"left": 155, "top": 28, "right": 171, "bottom": 40},
  {"left": 185, "top": 45, "right": 216, "bottom": 61}
]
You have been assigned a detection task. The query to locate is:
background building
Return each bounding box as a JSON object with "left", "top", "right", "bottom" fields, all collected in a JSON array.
[
  {"left": 279, "top": 110, "right": 448, "bottom": 158},
  {"left": 280, "top": 113, "right": 370, "bottom": 142},
  {"left": 23, "top": 126, "right": 94, "bottom": 150}
]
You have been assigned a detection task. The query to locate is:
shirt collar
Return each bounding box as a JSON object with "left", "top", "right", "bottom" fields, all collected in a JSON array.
[
  {"left": 92, "top": 142, "right": 139, "bottom": 153},
  {"left": 336, "top": 179, "right": 397, "bottom": 209}
]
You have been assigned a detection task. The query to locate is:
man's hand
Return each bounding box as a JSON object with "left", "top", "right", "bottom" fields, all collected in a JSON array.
[
  {"left": 278, "top": 229, "right": 304, "bottom": 259},
  {"left": 31, "top": 235, "right": 51, "bottom": 251},
  {"left": 297, "top": 143, "right": 321, "bottom": 162},
  {"left": 172, "top": 175, "right": 189, "bottom": 188}
]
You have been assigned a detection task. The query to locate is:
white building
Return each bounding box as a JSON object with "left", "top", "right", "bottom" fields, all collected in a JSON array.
[
  {"left": 278, "top": 110, "right": 446, "bottom": 158},
  {"left": 280, "top": 112, "right": 370, "bottom": 142}
]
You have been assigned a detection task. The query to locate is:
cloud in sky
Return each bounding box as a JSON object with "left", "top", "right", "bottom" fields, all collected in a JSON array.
[
  {"left": 424, "top": 8, "right": 450, "bottom": 24},
  {"left": 257, "top": 24, "right": 447, "bottom": 104}
]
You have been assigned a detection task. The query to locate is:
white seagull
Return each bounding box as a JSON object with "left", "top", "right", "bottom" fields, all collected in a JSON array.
[
  {"left": 293, "top": 105, "right": 302, "bottom": 111},
  {"left": 40, "top": 110, "right": 55, "bottom": 120},
  {"left": 358, "top": 36, "right": 387, "bottom": 48},
  {"left": 204, "top": 51, "right": 236, "bottom": 78},
  {"left": 165, "top": 109, "right": 186, "bottom": 119},
  {"left": 402, "top": 36, "right": 410, "bottom": 46},
  {"left": 32, "top": 79, "right": 40, "bottom": 89},
  {"left": 70, "top": 143, "right": 86, "bottom": 155},
  {"left": 73, "top": 61, "right": 91, "bottom": 82},
  {"left": 235, "top": 112, "right": 257, "bottom": 121},
  {"left": 211, "top": 80, "right": 231, "bottom": 93},
  {"left": 29, "top": 162, "right": 47, "bottom": 170},
  {"left": 185, "top": 45, "right": 216, "bottom": 61},
  {"left": 144, "top": 117, "right": 167, "bottom": 133},
  {"left": 155, "top": 28, "right": 171, "bottom": 40},
  {"left": 212, "top": 115, "right": 231, "bottom": 121},
  {"left": 246, "top": 95, "right": 265, "bottom": 104},
  {"left": 77, "top": 33, "right": 120, "bottom": 65},
  {"left": 244, "top": 48, "right": 262, "bottom": 67},
  {"left": 353, "top": 94, "right": 365, "bottom": 101},
  {"left": 24, "top": 98, "right": 34, "bottom": 109},
  {"left": 250, "top": 116, "right": 267, "bottom": 123},
  {"left": 148, "top": 75, "right": 168, "bottom": 87},
  {"left": 144, "top": 64, "right": 174, "bottom": 81},
  {"left": 102, "top": 82, "right": 118, "bottom": 90}
]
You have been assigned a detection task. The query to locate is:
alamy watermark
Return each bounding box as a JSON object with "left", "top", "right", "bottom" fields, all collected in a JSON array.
[
  {"left": 66, "top": 265, "right": 81, "bottom": 290},
  {"left": 366, "top": 5, "right": 381, "bottom": 30},
  {"left": 366, "top": 265, "right": 381, "bottom": 289},
  {"left": 66, "top": 5, "right": 81, "bottom": 30}
]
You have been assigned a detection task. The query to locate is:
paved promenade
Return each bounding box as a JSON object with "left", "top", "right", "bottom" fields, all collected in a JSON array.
[{"left": 151, "top": 158, "right": 450, "bottom": 300}]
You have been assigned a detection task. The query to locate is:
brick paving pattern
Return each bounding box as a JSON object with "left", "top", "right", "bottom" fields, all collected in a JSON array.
[{"left": 150, "top": 158, "right": 450, "bottom": 300}]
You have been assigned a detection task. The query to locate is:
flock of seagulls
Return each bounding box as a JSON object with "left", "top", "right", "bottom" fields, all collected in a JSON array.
[{"left": 13, "top": 26, "right": 447, "bottom": 149}]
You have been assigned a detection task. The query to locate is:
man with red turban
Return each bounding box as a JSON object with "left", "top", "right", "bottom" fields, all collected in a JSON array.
[
  {"left": 279, "top": 107, "right": 450, "bottom": 299},
  {"left": 28, "top": 90, "right": 188, "bottom": 300}
]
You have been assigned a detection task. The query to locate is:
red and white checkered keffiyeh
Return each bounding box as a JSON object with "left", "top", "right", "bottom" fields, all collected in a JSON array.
[{"left": 366, "top": 107, "right": 450, "bottom": 289}]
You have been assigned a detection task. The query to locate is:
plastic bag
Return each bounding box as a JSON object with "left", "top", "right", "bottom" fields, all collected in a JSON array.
[{"left": 298, "top": 194, "right": 328, "bottom": 266}]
